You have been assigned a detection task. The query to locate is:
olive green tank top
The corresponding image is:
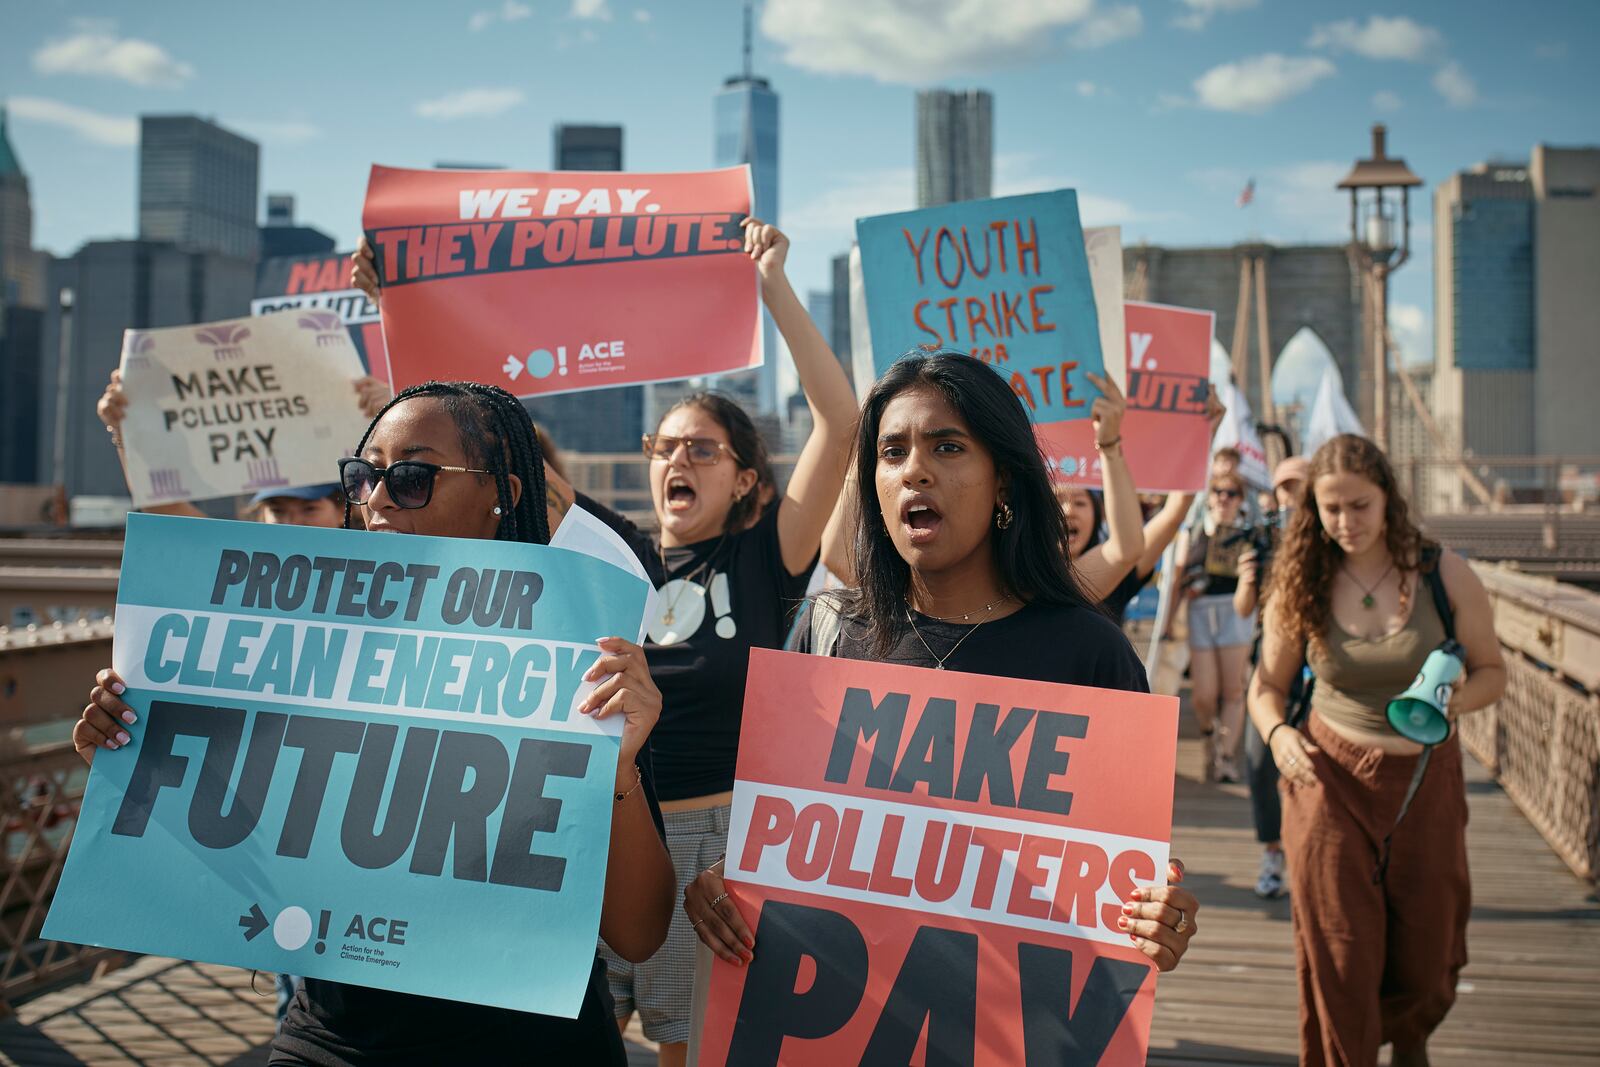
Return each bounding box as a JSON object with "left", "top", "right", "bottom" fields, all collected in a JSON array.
[{"left": 1307, "top": 583, "right": 1447, "bottom": 735}]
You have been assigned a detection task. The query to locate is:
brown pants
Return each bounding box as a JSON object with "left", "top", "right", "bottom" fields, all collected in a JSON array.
[{"left": 1280, "top": 712, "right": 1471, "bottom": 1066}]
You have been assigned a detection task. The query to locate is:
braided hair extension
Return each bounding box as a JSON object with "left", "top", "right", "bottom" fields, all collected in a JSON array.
[{"left": 342, "top": 381, "right": 550, "bottom": 545}]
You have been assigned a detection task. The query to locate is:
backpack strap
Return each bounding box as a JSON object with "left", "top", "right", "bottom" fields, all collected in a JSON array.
[{"left": 1420, "top": 545, "right": 1455, "bottom": 641}]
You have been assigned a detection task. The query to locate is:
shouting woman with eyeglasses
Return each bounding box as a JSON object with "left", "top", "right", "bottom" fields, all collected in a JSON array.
[
  {"left": 75, "top": 381, "right": 676, "bottom": 1065},
  {"left": 355, "top": 220, "right": 857, "bottom": 1064},
  {"left": 1175, "top": 469, "right": 1255, "bottom": 783}
]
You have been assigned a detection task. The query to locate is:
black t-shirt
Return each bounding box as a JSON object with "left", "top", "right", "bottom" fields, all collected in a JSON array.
[
  {"left": 793, "top": 599, "right": 1150, "bottom": 693},
  {"left": 1184, "top": 528, "right": 1239, "bottom": 597},
  {"left": 271, "top": 733, "right": 668, "bottom": 1065},
  {"left": 1099, "top": 566, "right": 1155, "bottom": 623},
  {"left": 575, "top": 493, "right": 816, "bottom": 801}
]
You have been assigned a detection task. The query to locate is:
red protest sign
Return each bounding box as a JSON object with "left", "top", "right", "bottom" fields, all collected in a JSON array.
[
  {"left": 361, "top": 165, "right": 761, "bottom": 397},
  {"left": 699, "top": 648, "right": 1178, "bottom": 1066},
  {"left": 1040, "top": 301, "right": 1214, "bottom": 493}
]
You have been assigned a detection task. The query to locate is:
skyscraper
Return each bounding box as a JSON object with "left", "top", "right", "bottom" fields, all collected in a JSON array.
[
  {"left": 530, "top": 123, "right": 646, "bottom": 454},
  {"left": 1433, "top": 145, "right": 1600, "bottom": 499},
  {"left": 138, "top": 115, "right": 260, "bottom": 260},
  {"left": 829, "top": 251, "right": 853, "bottom": 376},
  {"left": 712, "top": 2, "right": 781, "bottom": 421},
  {"left": 0, "top": 106, "right": 43, "bottom": 309},
  {"left": 554, "top": 125, "right": 623, "bottom": 171},
  {"left": 259, "top": 193, "right": 336, "bottom": 259},
  {"left": 916, "top": 90, "right": 993, "bottom": 208}
]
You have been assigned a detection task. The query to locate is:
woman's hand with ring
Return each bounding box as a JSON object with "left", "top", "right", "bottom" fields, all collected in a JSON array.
[
  {"left": 1120, "top": 859, "right": 1199, "bottom": 972},
  {"left": 684, "top": 861, "right": 753, "bottom": 966},
  {"left": 1270, "top": 725, "right": 1319, "bottom": 788}
]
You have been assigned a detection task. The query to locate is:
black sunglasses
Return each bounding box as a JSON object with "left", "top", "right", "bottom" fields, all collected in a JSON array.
[
  {"left": 1210, "top": 486, "right": 1243, "bottom": 500},
  {"left": 338, "top": 457, "right": 492, "bottom": 510}
]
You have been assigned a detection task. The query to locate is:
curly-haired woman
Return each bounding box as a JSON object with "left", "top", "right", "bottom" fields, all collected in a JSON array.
[{"left": 1248, "top": 434, "right": 1504, "bottom": 1067}]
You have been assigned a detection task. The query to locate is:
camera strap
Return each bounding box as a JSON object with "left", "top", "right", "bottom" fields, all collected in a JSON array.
[{"left": 1374, "top": 548, "right": 1455, "bottom": 884}]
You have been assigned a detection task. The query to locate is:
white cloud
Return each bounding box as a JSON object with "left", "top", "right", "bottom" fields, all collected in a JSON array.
[
  {"left": 571, "top": 0, "right": 613, "bottom": 20},
  {"left": 8, "top": 95, "right": 136, "bottom": 146},
  {"left": 763, "top": 0, "right": 1098, "bottom": 84},
  {"left": 1193, "top": 54, "right": 1336, "bottom": 113},
  {"left": 1433, "top": 61, "right": 1477, "bottom": 107},
  {"left": 1077, "top": 80, "right": 1101, "bottom": 96},
  {"left": 1173, "top": 0, "right": 1258, "bottom": 32},
  {"left": 1372, "top": 89, "right": 1402, "bottom": 112},
  {"left": 414, "top": 87, "right": 525, "bottom": 120},
  {"left": 1071, "top": 4, "right": 1142, "bottom": 49},
  {"left": 230, "top": 119, "right": 322, "bottom": 144},
  {"left": 1390, "top": 302, "right": 1432, "bottom": 365},
  {"left": 634, "top": 8, "right": 652, "bottom": 21},
  {"left": 1308, "top": 16, "right": 1440, "bottom": 62},
  {"left": 33, "top": 25, "right": 194, "bottom": 88},
  {"left": 469, "top": 1, "right": 532, "bottom": 31}
]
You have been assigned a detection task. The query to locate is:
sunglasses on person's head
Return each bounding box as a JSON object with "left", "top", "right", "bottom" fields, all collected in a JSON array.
[
  {"left": 641, "top": 434, "right": 737, "bottom": 466},
  {"left": 338, "top": 457, "right": 492, "bottom": 510},
  {"left": 1210, "top": 486, "right": 1243, "bottom": 500}
]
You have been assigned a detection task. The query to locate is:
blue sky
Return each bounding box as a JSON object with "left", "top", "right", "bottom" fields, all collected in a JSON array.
[{"left": 4, "top": 0, "right": 1597, "bottom": 387}]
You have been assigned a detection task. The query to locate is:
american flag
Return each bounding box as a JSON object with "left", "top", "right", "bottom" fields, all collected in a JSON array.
[{"left": 1237, "top": 179, "right": 1256, "bottom": 208}]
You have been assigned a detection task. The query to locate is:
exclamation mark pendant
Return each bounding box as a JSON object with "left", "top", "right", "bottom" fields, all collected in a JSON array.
[
  {"left": 709, "top": 572, "right": 736, "bottom": 638},
  {"left": 557, "top": 345, "right": 568, "bottom": 377},
  {"left": 314, "top": 910, "right": 331, "bottom": 955}
]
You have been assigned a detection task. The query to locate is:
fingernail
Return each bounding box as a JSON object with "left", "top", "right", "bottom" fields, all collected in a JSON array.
[
  {"left": 1117, "top": 917, "right": 1129, "bottom": 929},
  {"left": 105, "top": 738, "right": 118, "bottom": 749},
  {"left": 111, "top": 682, "right": 125, "bottom": 694},
  {"left": 116, "top": 731, "right": 130, "bottom": 745},
  {"left": 1130, "top": 934, "right": 1140, "bottom": 943},
  {"left": 121, "top": 711, "right": 136, "bottom": 725},
  {"left": 1121, "top": 901, "right": 1134, "bottom": 915}
]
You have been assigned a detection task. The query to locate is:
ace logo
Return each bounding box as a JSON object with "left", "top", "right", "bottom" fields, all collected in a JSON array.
[{"left": 698, "top": 651, "right": 1179, "bottom": 1067}]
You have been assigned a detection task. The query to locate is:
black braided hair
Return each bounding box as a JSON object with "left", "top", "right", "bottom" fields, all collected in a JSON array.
[{"left": 342, "top": 381, "right": 550, "bottom": 545}]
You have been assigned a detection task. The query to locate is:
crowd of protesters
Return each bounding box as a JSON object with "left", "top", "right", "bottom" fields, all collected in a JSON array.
[{"left": 69, "top": 215, "right": 1503, "bottom": 1067}]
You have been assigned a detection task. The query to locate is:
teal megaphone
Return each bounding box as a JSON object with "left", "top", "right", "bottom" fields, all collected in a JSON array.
[{"left": 1387, "top": 640, "right": 1465, "bottom": 745}]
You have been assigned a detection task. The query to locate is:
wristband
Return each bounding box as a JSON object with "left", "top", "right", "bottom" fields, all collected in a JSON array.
[
  {"left": 614, "top": 764, "right": 642, "bottom": 803},
  {"left": 1093, "top": 435, "right": 1122, "bottom": 452},
  {"left": 1266, "top": 721, "right": 1290, "bottom": 749}
]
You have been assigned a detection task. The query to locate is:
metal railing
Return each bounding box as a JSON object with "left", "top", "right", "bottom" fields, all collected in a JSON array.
[
  {"left": 0, "top": 741, "right": 114, "bottom": 1012},
  {"left": 1461, "top": 563, "right": 1600, "bottom": 884}
]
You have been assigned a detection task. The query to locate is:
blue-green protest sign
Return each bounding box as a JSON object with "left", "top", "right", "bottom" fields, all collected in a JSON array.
[
  {"left": 855, "top": 190, "right": 1104, "bottom": 424},
  {"left": 44, "top": 513, "right": 650, "bottom": 1017}
]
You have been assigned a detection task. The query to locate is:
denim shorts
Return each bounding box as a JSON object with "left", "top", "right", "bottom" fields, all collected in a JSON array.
[{"left": 1188, "top": 593, "right": 1256, "bottom": 650}]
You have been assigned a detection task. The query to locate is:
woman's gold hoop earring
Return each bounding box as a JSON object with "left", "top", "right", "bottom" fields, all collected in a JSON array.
[{"left": 995, "top": 503, "right": 1014, "bottom": 530}]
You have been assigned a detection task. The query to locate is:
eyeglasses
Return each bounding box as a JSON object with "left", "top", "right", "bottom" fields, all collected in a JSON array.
[
  {"left": 641, "top": 434, "right": 737, "bottom": 466},
  {"left": 338, "top": 457, "right": 492, "bottom": 510},
  {"left": 1209, "top": 486, "right": 1243, "bottom": 500}
]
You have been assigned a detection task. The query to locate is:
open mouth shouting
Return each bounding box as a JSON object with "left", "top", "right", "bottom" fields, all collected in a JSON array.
[
  {"left": 665, "top": 474, "right": 698, "bottom": 513},
  {"left": 900, "top": 494, "right": 943, "bottom": 545}
]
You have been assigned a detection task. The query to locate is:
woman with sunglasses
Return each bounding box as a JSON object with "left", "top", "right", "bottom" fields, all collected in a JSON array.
[
  {"left": 1175, "top": 469, "right": 1254, "bottom": 782},
  {"left": 75, "top": 381, "right": 675, "bottom": 1066},
  {"left": 684, "top": 351, "right": 1199, "bottom": 1028},
  {"left": 354, "top": 217, "right": 854, "bottom": 1066}
]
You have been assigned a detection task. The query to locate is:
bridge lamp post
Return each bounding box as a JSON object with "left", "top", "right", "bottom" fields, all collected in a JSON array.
[{"left": 1337, "top": 123, "right": 1422, "bottom": 454}]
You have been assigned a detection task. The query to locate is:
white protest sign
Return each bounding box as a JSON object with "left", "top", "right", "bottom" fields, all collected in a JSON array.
[
  {"left": 118, "top": 310, "right": 369, "bottom": 507},
  {"left": 1083, "top": 225, "right": 1126, "bottom": 392}
]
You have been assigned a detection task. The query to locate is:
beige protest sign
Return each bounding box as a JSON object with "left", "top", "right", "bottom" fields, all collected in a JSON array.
[{"left": 118, "top": 310, "right": 368, "bottom": 507}]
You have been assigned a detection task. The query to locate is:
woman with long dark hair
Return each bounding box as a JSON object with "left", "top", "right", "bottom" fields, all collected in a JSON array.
[
  {"left": 1249, "top": 434, "right": 1504, "bottom": 1067},
  {"left": 75, "top": 381, "right": 675, "bottom": 1065},
  {"left": 354, "top": 221, "right": 858, "bottom": 1064},
  {"left": 685, "top": 351, "right": 1199, "bottom": 991}
]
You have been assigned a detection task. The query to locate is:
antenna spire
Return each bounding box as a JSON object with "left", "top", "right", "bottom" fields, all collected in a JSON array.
[{"left": 742, "top": 1, "right": 752, "bottom": 80}]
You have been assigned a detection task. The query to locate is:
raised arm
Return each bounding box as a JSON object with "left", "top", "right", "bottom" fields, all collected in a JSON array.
[
  {"left": 98, "top": 368, "right": 205, "bottom": 518},
  {"left": 743, "top": 220, "right": 858, "bottom": 576},
  {"left": 819, "top": 466, "right": 859, "bottom": 586},
  {"left": 1072, "top": 372, "right": 1144, "bottom": 601},
  {"left": 1137, "top": 491, "right": 1197, "bottom": 577}
]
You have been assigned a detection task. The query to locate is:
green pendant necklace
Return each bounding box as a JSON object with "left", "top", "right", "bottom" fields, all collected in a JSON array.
[{"left": 1344, "top": 561, "right": 1395, "bottom": 609}]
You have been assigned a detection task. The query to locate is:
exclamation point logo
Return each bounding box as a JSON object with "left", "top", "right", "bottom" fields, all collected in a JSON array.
[
  {"left": 709, "top": 573, "right": 736, "bottom": 638},
  {"left": 524, "top": 346, "right": 569, "bottom": 379},
  {"left": 314, "top": 910, "right": 331, "bottom": 954}
]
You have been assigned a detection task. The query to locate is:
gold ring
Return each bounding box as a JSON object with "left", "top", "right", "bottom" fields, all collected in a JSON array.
[
  {"left": 692, "top": 917, "right": 707, "bottom": 929},
  {"left": 710, "top": 892, "right": 730, "bottom": 908}
]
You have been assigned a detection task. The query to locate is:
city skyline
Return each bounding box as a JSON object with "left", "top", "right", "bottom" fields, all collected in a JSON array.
[{"left": 1, "top": 0, "right": 1596, "bottom": 380}]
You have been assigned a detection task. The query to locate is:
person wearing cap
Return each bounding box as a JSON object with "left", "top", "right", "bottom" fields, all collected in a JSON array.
[{"left": 1234, "top": 455, "right": 1312, "bottom": 898}]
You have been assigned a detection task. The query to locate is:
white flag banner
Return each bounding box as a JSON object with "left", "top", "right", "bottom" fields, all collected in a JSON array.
[
  {"left": 1211, "top": 379, "right": 1272, "bottom": 490},
  {"left": 118, "top": 310, "right": 369, "bottom": 507},
  {"left": 1302, "top": 369, "right": 1366, "bottom": 456}
]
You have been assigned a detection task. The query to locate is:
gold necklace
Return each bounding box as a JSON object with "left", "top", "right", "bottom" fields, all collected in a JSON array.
[
  {"left": 656, "top": 535, "right": 725, "bottom": 627},
  {"left": 904, "top": 597, "right": 1008, "bottom": 670},
  {"left": 911, "top": 593, "right": 1013, "bottom": 623}
]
